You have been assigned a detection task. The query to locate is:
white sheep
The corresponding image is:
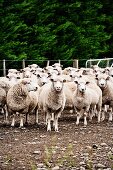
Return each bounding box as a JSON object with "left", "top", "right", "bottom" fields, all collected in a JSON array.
[
  {"left": 38, "top": 75, "right": 66, "bottom": 132},
  {"left": 73, "top": 79, "right": 102, "bottom": 126},
  {"left": 96, "top": 74, "right": 113, "bottom": 121},
  {"left": 6, "top": 78, "right": 38, "bottom": 127}
]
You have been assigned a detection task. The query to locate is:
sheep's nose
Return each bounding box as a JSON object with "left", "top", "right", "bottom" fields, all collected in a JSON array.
[
  {"left": 81, "top": 88, "right": 85, "bottom": 92},
  {"left": 56, "top": 87, "right": 61, "bottom": 91}
]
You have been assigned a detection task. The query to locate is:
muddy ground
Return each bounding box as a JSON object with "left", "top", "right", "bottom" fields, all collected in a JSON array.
[{"left": 0, "top": 112, "right": 113, "bottom": 170}]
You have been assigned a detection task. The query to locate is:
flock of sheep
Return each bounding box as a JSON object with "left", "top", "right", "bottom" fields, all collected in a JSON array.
[{"left": 0, "top": 62, "right": 113, "bottom": 132}]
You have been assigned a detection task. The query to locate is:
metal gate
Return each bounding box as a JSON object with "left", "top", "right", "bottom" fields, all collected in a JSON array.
[{"left": 85, "top": 58, "right": 113, "bottom": 68}]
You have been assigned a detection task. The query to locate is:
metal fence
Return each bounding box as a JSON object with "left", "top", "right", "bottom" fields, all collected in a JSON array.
[
  {"left": 0, "top": 58, "right": 113, "bottom": 77},
  {"left": 0, "top": 59, "right": 79, "bottom": 77}
]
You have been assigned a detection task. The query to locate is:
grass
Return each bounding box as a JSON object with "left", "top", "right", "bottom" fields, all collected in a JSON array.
[{"left": 43, "top": 136, "right": 76, "bottom": 168}]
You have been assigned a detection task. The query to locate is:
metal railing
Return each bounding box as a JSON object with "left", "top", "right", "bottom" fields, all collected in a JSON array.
[{"left": 85, "top": 58, "right": 113, "bottom": 68}]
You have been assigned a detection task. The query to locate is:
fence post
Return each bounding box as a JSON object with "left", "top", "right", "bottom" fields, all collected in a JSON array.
[
  {"left": 22, "top": 59, "right": 25, "bottom": 69},
  {"left": 107, "top": 60, "right": 109, "bottom": 67},
  {"left": 47, "top": 60, "right": 50, "bottom": 66},
  {"left": 3, "top": 59, "right": 6, "bottom": 77},
  {"left": 73, "top": 59, "right": 78, "bottom": 68},
  {"left": 89, "top": 59, "right": 92, "bottom": 68}
]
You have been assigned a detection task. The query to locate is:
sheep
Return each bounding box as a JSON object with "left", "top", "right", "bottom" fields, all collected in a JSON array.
[
  {"left": 38, "top": 75, "right": 66, "bottom": 132},
  {"left": 6, "top": 72, "right": 20, "bottom": 86},
  {"left": 35, "top": 72, "right": 50, "bottom": 86},
  {"left": 96, "top": 74, "right": 113, "bottom": 121},
  {"left": 73, "top": 79, "right": 102, "bottom": 126},
  {"left": 21, "top": 67, "right": 32, "bottom": 78},
  {"left": 6, "top": 78, "right": 39, "bottom": 127},
  {"left": 0, "top": 87, "right": 7, "bottom": 122},
  {"left": 63, "top": 82, "right": 77, "bottom": 113}
]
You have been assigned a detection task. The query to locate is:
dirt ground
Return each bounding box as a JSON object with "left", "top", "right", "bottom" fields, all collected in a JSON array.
[{"left": 0, "top": 112, "right": 113, "bottom": 170}]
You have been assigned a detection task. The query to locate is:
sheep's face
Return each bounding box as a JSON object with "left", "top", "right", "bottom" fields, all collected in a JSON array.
[
  {"left": 22, "top": 79, "right": 38, "bottom": 91},
  {"left": 26, "top": 81, "right": 38, "bottom": 92},
  {"left": 109, "top": 69, "right": 113, "bottom": 77},
  {"left": 97, "top": 78, "right": 107, "bottom": 88},
  {"left": 22, "top": 67, "right": 32, "bottom": 78},
  {"left": 37, "top": 73, "right": 49, "bottom": 86},
  {"left": 75, "top": 81, "right": 89, "bottom": 93},
  {"left": 78, "top": 82, "right": 86, "bottom": 93},
  {"left": 51, "top": 77, "right": 64, "bottom": 92}
]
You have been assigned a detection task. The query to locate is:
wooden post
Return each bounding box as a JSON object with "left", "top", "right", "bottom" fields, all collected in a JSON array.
[
  {"left": 107, "top": 60, "right": 109, "bottom": 67},
  {"left": 22, "top": 59, "right": 25, "bottom": 69},
  {"left": 47, "top": 60, "right": 50, "bottom": 66},
  {"left": 89, "top": 59, "right": 92, "bottom": 68},
  {"left": 73, "top": 59, "right": 78, "bottom": 68},
  {"left": 3, "top": 59, "right": 6, "bottom": 77}
]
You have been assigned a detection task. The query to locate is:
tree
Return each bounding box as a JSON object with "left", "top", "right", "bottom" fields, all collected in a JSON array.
[{"left": 0, "top": 0, "right": 111, "bottom": 68}]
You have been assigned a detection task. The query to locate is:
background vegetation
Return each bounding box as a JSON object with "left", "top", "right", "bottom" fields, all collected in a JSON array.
[{"left": 0, "top": 0, "right": 113, "bottom": 67}]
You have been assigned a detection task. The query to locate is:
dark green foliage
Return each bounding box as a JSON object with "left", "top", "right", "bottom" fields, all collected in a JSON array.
[{"left": 0, "top": 0, "right": 112, "bottom": 67}]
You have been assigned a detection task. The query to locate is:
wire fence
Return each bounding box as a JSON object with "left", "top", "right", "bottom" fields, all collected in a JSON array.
[{"left": 0, "top": 58, "right": 113, "bottom": 77}]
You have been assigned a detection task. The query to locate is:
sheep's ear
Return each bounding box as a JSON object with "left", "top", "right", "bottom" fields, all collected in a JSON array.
[
  {"left": 102, "top": 70, "right": 105, "bottom": 73},
  {"left": 82, "top": 70, "right": 87, "bottom": 75},
  {"left": 79, "top": 75, "right": 82, "bottom": 78},
  {"left": 28, "top": 65, "right": 31, "bottom": 68},
  {"left": 106, "top": 76, "right": 110, "bottom": 80},
  {"left": 86, "top": 81, "right": 90, "bottom": 85},
  {"left": 20, "top": 69, "right": 23, "bottom": 73},
  {"left": 37, "top": 74, "right": 41, "bottom": 78},
  {"left": 74, "top": 80, "right": 78, "bottom": 84},
  {"left": 50, "top": 78, "right": 54, "bottom": 82},
  {"left": 63, "top": 79, "right": 66, "bottom": 83}
]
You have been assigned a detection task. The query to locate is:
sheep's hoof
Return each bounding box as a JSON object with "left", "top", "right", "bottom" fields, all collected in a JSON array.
[
  {"left": 11, "top": 124, "right": 15, "bottom": 127},
  {"left": 24, "top": 122, "right": 28, "bottom": 126},
  {"left": 47, "top": 128, "right": 51, "bottom": 132},
  {"left": 76, "top": 122, "right": 79, "bottom": 126},
  {"left": 19, "top": 126, "right": 26, "bottom": 130},
  {"left": 55, "top": 128, "right": 59, "bottom": 132},
  {"left": 108, "top": 119, "right": 112, "bottom": 122},
  {"left": 83, "top": 124, "right": 87, "bottom": 127},
  {"left": 34, "top": 123, "right": 39, "bottom": 128}
]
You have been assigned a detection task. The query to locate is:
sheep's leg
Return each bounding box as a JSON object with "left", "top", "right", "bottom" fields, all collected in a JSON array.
[
  {"left": 5, "top": 105, "right": 9, "bottom": 124},
  {"left": 108, "top": 107, "right": 112, "bottom": 121},
  {"left": 54, "top": 114, "right": 59, "bottom": 132},
  {"left": 35, "top": 107, "right": 38, "bottom": 124},
  {"left": 51, "top": 113, "right": 54, "bottom": 121},
  {"left": 98, "top": 111, "right": 101, "bottom": 123},
  {"left": 51, "top": 113, "right": 55, "bottom": 127},
  {"left": 101, "top": 105, "right": 107, "bottom": 121},
  {"left": 84, "top": 112, "right": 88, "bottom": 126},
  {"left": 108, "top": 112, "right": 112, "bottom": 121},
  {"left": 11, "top": 114, "right": 15, "bottom": 127},
  {"left": 76, "top": 112, "right": 81, "bottom": 125},
  {"left": 101, "top": 111, "right": 105, "bottom": 121},
  {"left": 25, "top": 113, "right": 29, "bottom": 125},
  {"left": 20, "top": 114, "right": 24, "bottom": 127},
  {"left": 45, "top": 112, "right": 48, "bottom": 125},
  {"left": 89, "top": 108, "right": 94, "bottom": 122},
  {"left": 35, "top": 110, "right": 38, "bottom": 124},
  {"left": 47, "top": 113, "right": 51, "bottom": 131}
]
